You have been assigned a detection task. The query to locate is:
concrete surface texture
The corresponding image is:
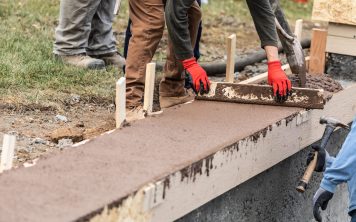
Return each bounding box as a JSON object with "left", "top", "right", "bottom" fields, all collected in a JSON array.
[
  {"left": 177, "top": 129, "right": 351, "bottom": 222},
  {"left": 0, "top": 101, "right": 302, "bottom": 222}
]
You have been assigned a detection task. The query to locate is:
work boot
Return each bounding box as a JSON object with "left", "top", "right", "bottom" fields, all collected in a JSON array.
[
  {"left": 159, "top": 89, "right": 195, "bottom": 109},
  {"left": 56, "top": 54, "right": 105, "bottom": 70},
  {"left": 92, "top": 52, "right": 126, "bottom": 68},
  {"left": 126, "top": 106, "right": 146, "bottom": 122}
]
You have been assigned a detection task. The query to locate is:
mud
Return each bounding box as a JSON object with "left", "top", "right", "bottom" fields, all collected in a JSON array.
[{"left": 0, "top": 101, "right": 302, "bottom": 222}]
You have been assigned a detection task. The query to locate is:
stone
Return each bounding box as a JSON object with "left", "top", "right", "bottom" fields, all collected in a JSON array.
[
  {"left": 50, "top": 127, "right": 84, "bottom": 143},
  {"left": 55, "top": 115, "right": 68, "bottom": 123},
  {"left": 57, "top": 139, "right": 73, "bottom": 149}
]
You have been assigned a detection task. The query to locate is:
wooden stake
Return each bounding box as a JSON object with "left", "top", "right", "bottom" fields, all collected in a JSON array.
[
  {"left": 0, "top": 134, "right": 16, "bottom": 173},
  {"left": 115, "top": 77, "right": 126, "bottom": 128},
  {"left": 114, "top": 0, "right": 121, "bottom": 15},
  {"left": 226, "top": 34, "right": 236, "bottom": 83},
  {"left": 143, "top": 63, "right": 156, "bottom": 114},
  {"left": 309, "top": 29, "right": 327, "bottom": 75},
  {"left": 294, "top": 19, "right": 303, "bottom": 41}
]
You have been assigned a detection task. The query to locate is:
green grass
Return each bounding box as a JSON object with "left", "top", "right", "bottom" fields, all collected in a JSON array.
[
  {"left": 0, "top": 0, "right": 313, "bottom": 106},
  {"left": 202, "top": 0, "right": 313, "bottom": 21},
  {"left": 0, "top": 0, "right": 118, "bottom": 105}
]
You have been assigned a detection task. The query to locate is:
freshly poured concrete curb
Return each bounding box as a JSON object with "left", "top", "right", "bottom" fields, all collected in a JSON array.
[{"left": 0, "top": 85, "right": 355, "bottom": 222}]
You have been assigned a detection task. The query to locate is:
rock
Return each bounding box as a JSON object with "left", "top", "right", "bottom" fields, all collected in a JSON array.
[
  {"left": 32, "top": 137, "right": 47, "bottom": 145},
  {"left": 75, "top": 121, "right": 85, "bottom": 128},
  {"left": 50, "top": 127, "right": 84, "bottom": 143},
  {"left": 57, "top": 139, "right": 73, "bottom": 149},
  {"left": 70, "top": 94, "right": 81, "bottom": 104},
  {"left": 55, "top": 115, "right": 68, "bottom": 123}
]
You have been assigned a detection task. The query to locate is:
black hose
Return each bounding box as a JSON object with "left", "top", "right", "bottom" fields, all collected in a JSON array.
[{"left": 156, "top": 38, "right": 311, "bottom": 77}]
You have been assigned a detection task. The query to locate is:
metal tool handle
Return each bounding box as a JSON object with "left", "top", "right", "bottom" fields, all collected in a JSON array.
[{"left": 296, "top": 152, "right": 318, "bottom": 193}]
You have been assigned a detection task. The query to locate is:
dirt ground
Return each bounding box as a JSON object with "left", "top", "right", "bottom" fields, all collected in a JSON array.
[{"left": 0, "top": 10, "right": 316, "bottom": 168}]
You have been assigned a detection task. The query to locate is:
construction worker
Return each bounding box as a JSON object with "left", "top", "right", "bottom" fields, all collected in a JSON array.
[
  {"left": 165, "top": 0, "right": 292, "bottom": 98},
  {"left": 125, "top": 0, "right": 202, "bottom": 121},
  {"left": 307, "top": 116, "right": 356, "bottom": 222},
  {"left": 123, "top": 0, "right": 203, "bottom": 61},
  {"left": 53, "top": 0, "right": 125, "bottom": 69}
]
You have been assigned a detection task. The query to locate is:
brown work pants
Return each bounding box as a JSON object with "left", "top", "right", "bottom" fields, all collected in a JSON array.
[{"left": 125, "top": 0, "right": 202, "bottom": 107}]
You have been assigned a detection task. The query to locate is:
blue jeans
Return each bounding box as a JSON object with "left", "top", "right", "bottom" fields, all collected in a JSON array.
[{"left": 123, "top": 0, "right": 202, "bottom": 62}]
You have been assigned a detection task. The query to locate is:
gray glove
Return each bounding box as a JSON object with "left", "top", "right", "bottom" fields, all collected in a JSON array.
[{"left": 313, "top": 187, "right": 334, "bottom": 222}]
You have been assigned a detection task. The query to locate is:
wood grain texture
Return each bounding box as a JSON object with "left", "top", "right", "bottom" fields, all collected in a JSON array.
[
  {"left": 312, "top": 0, "right": 356, "bottom": 25},
  {"left": 309, "top": 29, "right": 327, "bottom": 75}
]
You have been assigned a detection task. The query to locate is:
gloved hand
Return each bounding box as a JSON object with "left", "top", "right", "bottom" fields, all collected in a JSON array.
[
  {"left": 313, "top": 187, "right": 334, "bottom": 222},
  {"left": 268, "top": 61, "right": 292, "bottom": 102},
  {"left": 306, "top": 145, "right": 329, "bottom": 172},
  {"left": 182, "top": 57, "right": 210, "bottom": 95}
]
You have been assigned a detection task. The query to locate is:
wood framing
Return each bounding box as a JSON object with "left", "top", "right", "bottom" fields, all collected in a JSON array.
[
  {"left": 309, "top": 29, "right": 327, "bottom": 75},
  {"left": 0, "top": 134, "right": 16, "bottom": 173},
  {"left": 143, "top": 63, "right": 156, "bottom": 114},
  {"left": 312, "top": 0, "right": 356, "bottom": 26},
  {"left": 115, "top": 77, "right": 126, "bottom": 128},
  {"left": 326, "top": 23, "right": 356, "bottom": 57},
  {"left": 93, "top": 83, "right": 356, "bottom": 222},
  {"left": 226, "top": 34, "right": 236, "bottom": 83},
  {"left": 294, "top": 19, "right": 303, "bottom": 41}
]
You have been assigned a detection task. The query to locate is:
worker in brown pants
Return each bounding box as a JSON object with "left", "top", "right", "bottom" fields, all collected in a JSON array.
[
  {"left": 165, "top": 0, "right": 292, "bottom": 98},
  {"left": 125, "top": 0, "right": 202, "bottom": 121}
]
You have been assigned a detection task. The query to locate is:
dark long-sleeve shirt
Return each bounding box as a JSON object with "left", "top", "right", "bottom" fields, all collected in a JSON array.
[{"left": 165, "top": 0, "right": 278, "bottom": 60}]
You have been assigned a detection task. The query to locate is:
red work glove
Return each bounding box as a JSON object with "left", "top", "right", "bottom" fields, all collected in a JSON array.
[
  {"left": 182, "top": 57, "right": 210, "bottom": 94},
  {"left": 268, "top": 61, "right": 292, "bottom": 101}
]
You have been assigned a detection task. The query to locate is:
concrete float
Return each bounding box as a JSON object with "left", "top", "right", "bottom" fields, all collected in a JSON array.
[{"left": 0, "top": 82, "right": 355, "bottom": 222}]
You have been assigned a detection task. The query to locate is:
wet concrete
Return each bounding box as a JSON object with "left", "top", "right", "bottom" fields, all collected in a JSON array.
[
  {"left": 177, "top": 128, "right": 351, "bottom": 222},
  {"left": 326, "top": 53, "right": 356, "bottom": 81},
  {"left": 0, "top": 101, "right": 302, "bottom": 222}
]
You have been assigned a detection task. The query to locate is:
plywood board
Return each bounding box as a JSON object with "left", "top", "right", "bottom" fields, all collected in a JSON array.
[
  {"left": 328, "top": 23, "right": 356, "bottom": 39},
  {"left": 312, "top": 0, "right": 356, "bottom": 25},
  {"left": 326, "top": 35, "right": 356, "bottom": 57}
]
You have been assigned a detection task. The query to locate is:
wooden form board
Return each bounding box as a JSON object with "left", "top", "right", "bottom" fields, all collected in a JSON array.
[
  {"left": 326, "top": 23, "right": 356, "bottom": 56},
  {"left": 309, "top": 29, "right": 327, "bottom": 75},
  {"left": 196, "top": 82, "right": 325, "bottom": 109},
  {"left": 94, "top": 83, "right": 356, "bottom": 222},
  {"left": 312, "top": 0, "right": 356, "bottom": 26}
]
